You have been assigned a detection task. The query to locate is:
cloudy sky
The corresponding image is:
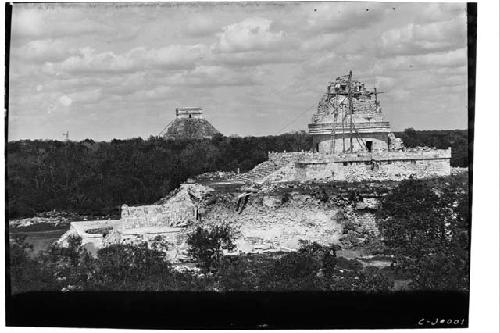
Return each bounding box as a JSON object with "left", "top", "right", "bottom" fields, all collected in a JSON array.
[{"left": 8, "top": 2, "right": 468, "bottom": 141}]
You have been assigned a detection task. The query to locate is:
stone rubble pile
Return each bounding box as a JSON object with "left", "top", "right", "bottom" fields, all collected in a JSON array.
[
  {"left": 388, "top": 133, "right": 405, "bottom": 151},
  {"left": 121, "top": 183, "right": 214, "bottom": 229},
  {"left": 10, "top": 210, "right": 83, "bottom": 229},
  {"left": 261, "top": 163, "right": 297, "bottom": 183},
  {"left": 57, "top": 163, "right": 402, "bottom": 263},
  {"left": 451, "top": 167, "right": 468, "bottom": 175},
  {"left": 230, "top": 157, "right": 292, "bottom": 184},
  {"left": 338, "top": 205, "right": 380, "bottom": 249},
  {"left": 195, "top": 171, "right": 237, "bottom": 182},
  {"left": 202, "top": 200, "right": 343, "bottom": 254}
]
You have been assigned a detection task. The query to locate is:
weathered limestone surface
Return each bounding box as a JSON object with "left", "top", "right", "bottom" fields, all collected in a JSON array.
[
  {"left": 58, "top": 219, "right": 121, "bottom": 250},
  {"left": 260, "top": 148, "right": 451, "bottom": 182},
  {"left": 120, "top": 183, "right": 213, "bottom": 229},
  {"left": 200, "top": 195, "right": 343, "bottom": 254}
]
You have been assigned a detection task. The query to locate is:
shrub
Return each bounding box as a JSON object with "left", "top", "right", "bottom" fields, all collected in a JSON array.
[
  {"left": 376, "top": 174, "right": 470, "bottom": 290},
  {"left": 258, "top": 241, "right": 339, "bottom": 290},
  {"left": 187, "top": 225, "right": 236, "bottom": 272},
  {"left": 91, "top": 242, "right": 173, "bottom": 290}
]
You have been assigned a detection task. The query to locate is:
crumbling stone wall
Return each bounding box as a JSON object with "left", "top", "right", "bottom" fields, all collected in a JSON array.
[
  {"left": 268, "top": 151, "right": 316, "bottom": 164},
  {"left": 119, "top": 183, "right": 212, "bottom": 230},
  {"left": 120, "top": 203, "right": 196, "bottom": 229},
  {"left": 267, "top": 149, "right": 451, "bottom": 182},
  {"left": 58, "top": 220, "right": 121, "bottom": 251},
  {"left": 261, "top": 161, "right": 297, "bottom": 183},
  {"left": 333, "top": 158, "right": 451, "bottom": 182},
  {"left": 312, "top": 132, "right": 390, "bottom": 154},
  {"left": 352, "top": 95, "right": 377, "bottom": 114},
  {"left": 295, "top": 162, "right": 335, "bottom": 181}
]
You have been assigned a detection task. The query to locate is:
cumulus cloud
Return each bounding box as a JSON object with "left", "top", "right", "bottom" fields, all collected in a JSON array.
[
  {"left": 68, "top": 89, "right": 102, "bottom": 104},
  {"left": 214, "top": 17, "right": 286, "bottom": 53},
  {"left": 12, "top": 39, "right": 77, "bottom": 63},
  {"left": 180, "top": 65, "right": 263, "bottom": 86},
  {"left": 300, "top": 33, "right": 343, "bottom": 51},
  {"left": 58, "top": 95, "right": 73, "bottom": 107},
  {"left": 8, "top": 2, "right": 468, "bottom": 140},
  {"left": 380, "top": 16, "right": 466, "bottom": 56},
  {"left": 12, "top": 8, "right": 45, "bottom": 37},
  {"left": 185, "top": 15, "right": 223, "bottom": 37},
  {"left": 414, "top": 48, "right": 467, "bottom": 68},
  {"left": 44, "top": 45, "right": 208, "bottom": 74},
  {"left": 370, "top": 48, "right": 467, "bottom": 78},
  {"left": 306, "top": 3, "right": 387, "bottom": 33},
  {"left": 411, "top": 3, "right": 466, "bottom": 23},
  {"left": 210, "top": 49, "right": 303, "bottom": 67},
  {"left": 12, "top": 5, "right": 107, "bottom": 40}
]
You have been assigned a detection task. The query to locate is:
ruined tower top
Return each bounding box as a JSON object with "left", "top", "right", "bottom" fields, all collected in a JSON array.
[
  {"left": 176, "top": 107, "right": 204, "bottom": 120},
  {"left": 314, "top": 74, "right": 381, "bottom": 117},
  {"left": 308, "top": 72, "right": 391, "bottom": 154}
]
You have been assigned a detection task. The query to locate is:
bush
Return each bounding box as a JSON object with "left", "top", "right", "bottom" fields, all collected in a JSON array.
[
  {"left": 10, "top": 236, "right": 395, "bottom": 292},
  {"left": 376, "top": 174, "right": 470, "bottom": 291},
  {"left": 9, "top": 236, "right": 55, "bottom": 293},
  {"left": 90, "top": 242, "right": 174, "bottom": 290},
  {"left": 256, "top": 242, "right": 338, "bottom": 290},
  {"left": 187, "top": 225, "right": 236, "bottom": 272},
  {"left": 215, "top": 256, "right": 260, "bottom": 291}
]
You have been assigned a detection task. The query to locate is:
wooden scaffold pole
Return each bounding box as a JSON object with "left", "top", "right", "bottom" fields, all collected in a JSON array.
[{"left": 348, "top": 70, "right": 354, "bottom": 152}]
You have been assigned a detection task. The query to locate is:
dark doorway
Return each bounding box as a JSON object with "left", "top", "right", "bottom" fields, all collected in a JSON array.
[
  {"left": 366, "top": 140, "right": 373, "bottom": 152},
  {"left": 189, "top": 114, "right": 192, "bottom": 118},
  {"left": 315, "top": 143, "right": 319, "bottom": 152}
]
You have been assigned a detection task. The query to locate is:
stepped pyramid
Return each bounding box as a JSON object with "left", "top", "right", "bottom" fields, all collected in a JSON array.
[{"left": 163, "top": 107, "right": 220, "bottom": 140}]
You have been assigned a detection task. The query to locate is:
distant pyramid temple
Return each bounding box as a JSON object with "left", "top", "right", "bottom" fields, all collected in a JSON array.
[{"left": 161, "top": 107, "right": 220, "bottom": 140}]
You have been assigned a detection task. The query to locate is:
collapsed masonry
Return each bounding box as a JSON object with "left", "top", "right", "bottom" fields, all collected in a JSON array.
[
  {"left": 61, "top": 181, "right": 394, "bottom": 262},
  {"left": 60, "top": 72, "right": 452, "bottom": 261}
]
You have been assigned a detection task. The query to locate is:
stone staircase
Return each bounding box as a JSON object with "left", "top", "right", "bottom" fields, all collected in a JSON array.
[{"left": 231, "top": 159, "right": 291, "bottom": 184}]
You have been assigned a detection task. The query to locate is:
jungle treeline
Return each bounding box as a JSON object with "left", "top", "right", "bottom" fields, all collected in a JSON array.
[{"left": 7, "top": 129, "right": 468, "bottom": 219}]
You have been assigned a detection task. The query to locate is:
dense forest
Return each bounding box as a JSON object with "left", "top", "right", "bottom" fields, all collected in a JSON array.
[{"left": 7, "top": 129, "right": 468, "bottom": 219}]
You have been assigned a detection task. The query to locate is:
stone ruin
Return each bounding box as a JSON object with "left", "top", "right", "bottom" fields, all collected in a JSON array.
[
  {"left": 264, "top": 72, "right": 452, "bottom": 182},
  {"left": 59, "top": 73, "right": 454, "bottom": 263},
  {"left": 60, "top": 181, "right": 396, "bottom": 263}
]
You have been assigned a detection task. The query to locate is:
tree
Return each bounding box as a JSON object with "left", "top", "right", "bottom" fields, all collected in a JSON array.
[
  {"left": 257, "top": 241, "right": 339, "bottom": 290},
  {"left": 9, "top": 236, "right": 54, "bottom": 293},
  {"left": 187, "top": 225, "right": 236, "bottom": 272},
  {"left": 90, "top": 242, "right": 174, "bottom": 290},
  {"left": 376, "top": 179, "right": 442, "bottom": 256},
  {"left": 40, "top": 235, "right": 95, "bottom": 291},
  {"left": 376, "top": 174, "right": 470, "bottom": 290}
]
